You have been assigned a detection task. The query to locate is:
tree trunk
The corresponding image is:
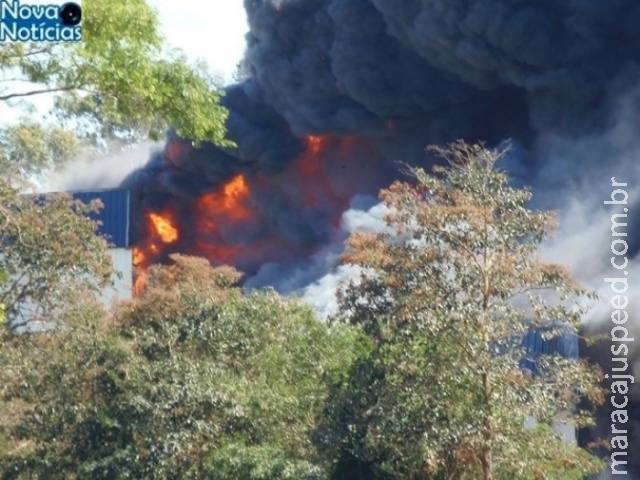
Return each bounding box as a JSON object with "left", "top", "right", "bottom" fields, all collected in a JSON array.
[{"left": 481, "top": 371, "right": 493, "bottom": 480}]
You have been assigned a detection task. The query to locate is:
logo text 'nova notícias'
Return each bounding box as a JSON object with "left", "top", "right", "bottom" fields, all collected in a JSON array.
[{"left": 0, "top": 0, "right": 81, "bottom": 42}]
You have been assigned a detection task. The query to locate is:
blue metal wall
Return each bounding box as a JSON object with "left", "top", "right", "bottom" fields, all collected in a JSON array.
[
  {"left": 72, "top": 189, "right": 130, "bottom": 248},
  {"left": 520, "top": 321, "right": 579, "bottom": 376}
]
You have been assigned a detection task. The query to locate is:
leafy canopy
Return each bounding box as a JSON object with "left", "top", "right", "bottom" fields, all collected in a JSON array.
[
  {"left": 319, "top": 140, "right": 605, "bottom": 479},
  {"left": 0, "top": 255, "right": 358, "bottom": 479},
  {"left": 0, "top": 0, "right": 233, "bottom": 179},
  {"left": 0, "top": 0, "right": 236, "bottom": 326},
  {"left": 0, "top": 181, "right": 113, "bottom": 331}
]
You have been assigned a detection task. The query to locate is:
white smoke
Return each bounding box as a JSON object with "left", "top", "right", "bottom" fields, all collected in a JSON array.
[
  {"left": 245, "top": 194, "right": 391, "bottom": 319},
  {"left": 532, "top": 85, "right": 640, "bottom": 329},
  {"left": 40, "top": 141, "right": 160, "bottom": 193}
]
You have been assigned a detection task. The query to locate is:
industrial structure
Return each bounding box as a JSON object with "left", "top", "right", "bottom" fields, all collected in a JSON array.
[
  {"left": 521, "top": 322, "right": 579, "bottom": 444},
  {"left": 72, "top": 189, "right": 133, "bottom": 303}
]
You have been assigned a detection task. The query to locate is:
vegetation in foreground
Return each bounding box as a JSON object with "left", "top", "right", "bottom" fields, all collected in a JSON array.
[
  {"left": 0, "top": 140, "right": 606, "bottom": 479},
  {"left": 0, "top": 4, "right": 607, "bottom": 476}
]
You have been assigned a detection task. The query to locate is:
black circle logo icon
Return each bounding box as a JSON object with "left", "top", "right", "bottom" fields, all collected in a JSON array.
[{"left": 59, "top": 3, "right": 82, "bottom": 26}]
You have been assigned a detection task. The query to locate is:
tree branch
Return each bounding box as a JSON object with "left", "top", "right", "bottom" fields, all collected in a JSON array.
[
  {"left": 0, "top": 85, "right": 75, "bottom": 101},
  {"left": 22, "top": 46, "right": 53, "bottom": 57}
]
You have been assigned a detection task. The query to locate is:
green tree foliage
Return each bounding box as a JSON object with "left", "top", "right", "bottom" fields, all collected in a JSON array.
[
  {"left": 0, "top": 0, "right": 232, "bottom": 180},
  {"left": 0, "top": 0, "right": 236, "bottom": 325},
  {"left": 0, "top": 119, "right": 79, "bottom": 181},
  {"left": 0, "top": 255, "right": 357, "bottom": 479},
  {"left": 0, "top": 180, "right": 113, "bottom": 331},
  {"left": 318, "top": 141, "right": 606, "bottom": 479}
]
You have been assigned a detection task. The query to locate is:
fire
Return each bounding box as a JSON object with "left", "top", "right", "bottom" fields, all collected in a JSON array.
[
  {"left": 196, "top": 174, "right": 251, "bottom": 223},
  {"left": 149, "top": 212, "right": 178, "bottom": 243},
  {"left": 133, "top": 243, "right": 160, "bottom": 268},
  {"left": 133, "top": 247, "right": 145, "bottom": 266},
  {"left": 305, "top": 135, "right": 326, "bottom": 156},
  {"left": 192, "top": 241, "right": 243, "bottom": 265},
  {"left": 130, "top": 134, "right": 383, "bottom": 298},
  {"left": 296, "top": 135, "right": 340, "bottom": 207},
  {"left": 224, "top": 174, "right": 250, "bottom": 202},
  {"left": 131, "top": 211, "right": 178, "bottom": 296},
  {"left": 133, "top": 270, "right": 147, "bottom": 296},
  {"left": 132, "top": 247, "right": 147, "bottom": 296},
  {"left": 131, "top": 174, "right": 256, "bottom": 297}
]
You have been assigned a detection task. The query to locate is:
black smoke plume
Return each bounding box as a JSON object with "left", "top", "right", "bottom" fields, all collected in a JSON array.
[{"left": 121, "top": 1, "right": 640, "bottom": 475}]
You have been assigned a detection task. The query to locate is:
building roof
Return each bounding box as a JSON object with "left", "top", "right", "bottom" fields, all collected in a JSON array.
[{"left": 72, "top": 189, "right": 130, "bottom": 248}]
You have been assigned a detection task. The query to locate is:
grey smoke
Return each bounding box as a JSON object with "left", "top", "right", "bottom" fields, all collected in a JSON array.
[
  {"left": 43, "top": 141, "right": 159, "bottom": 193},
  {"left": 246, "top": 194, "right": 390, "bottom": 318}
]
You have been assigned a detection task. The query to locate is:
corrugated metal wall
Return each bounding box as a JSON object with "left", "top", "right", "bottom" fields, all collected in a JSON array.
[
  {"left": 520, "top": 321, "right": 579, "bottom": 375},
  {"left": 72, "top": 189, "right": 133, "bottom": 302},
  {"left": 102, "top": 248, "right": 132, "bottom": 303},
  {"left": 73, "top": 190, "right": 130, "bottom": 248}
]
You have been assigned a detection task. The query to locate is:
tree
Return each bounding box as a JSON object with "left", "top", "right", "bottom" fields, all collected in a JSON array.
[
  {"left": 0, "top": 0, "right": 233, "bottom": 181},
  {"left": 0, "top": 0, "right": 237, "bottom": 326},
  {"left": 0, "top": 255, "right": 356, "bottom": 479},
  {"left": 318, "top": 141, "right": 605, "bottom": 479},
  {"left": 0, "top": 181, "right": 113, "bottom": 331},
  {"left": 0, "top": 268, "right": 6, "bottom": 325},
  {"left": 0, "top": 119, "right": 79, "bottom": 182}
]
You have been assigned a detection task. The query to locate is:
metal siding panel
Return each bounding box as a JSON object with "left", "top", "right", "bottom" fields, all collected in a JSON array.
[
  {"left": 555, "top": 331, "right": 579, "bottom": 359},
  {"left": 102, "top": 248, "right": 132, "bottom": 303},
  {"left": 520, "top": 322, "right": 579, "bottom": 376},
  {"left": 522, "top": 323, "right": 578, "bottom": 359},
  {"left": 73, "top": 190, "right": 130, "bottom": 248},
  {"left": 522, "top": 330, "right": 541, "bottom": 355}
]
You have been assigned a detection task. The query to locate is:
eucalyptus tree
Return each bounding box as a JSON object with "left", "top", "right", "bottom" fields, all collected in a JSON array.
[{"left": 320, "top": 141, "right": 605, "bottom": 479}]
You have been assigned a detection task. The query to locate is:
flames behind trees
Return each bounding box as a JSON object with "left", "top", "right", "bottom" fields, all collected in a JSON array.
[
  {"left": 132, "top": 134, "right": 385, "bottom": 292},
  {"left": 117, "top": 0, "right": 640, "bottom": 473}
]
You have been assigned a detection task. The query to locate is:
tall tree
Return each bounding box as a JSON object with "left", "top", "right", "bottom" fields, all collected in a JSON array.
[{"left": 319, "top": 141, "right": 605, "bottom": 479}]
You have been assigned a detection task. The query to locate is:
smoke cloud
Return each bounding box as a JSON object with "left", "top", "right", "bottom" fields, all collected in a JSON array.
[
  {"left": 119, "top": 0, "right": 640, "bottom": 474},
  {"left": 43, "top": 141, "right": 158, "bottom": 193}
]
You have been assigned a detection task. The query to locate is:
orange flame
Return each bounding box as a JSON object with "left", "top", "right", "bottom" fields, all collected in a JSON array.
[
  {"left": 296, "top": 135, "right": 334, "bottom": 206},
  {"left": 131, "top": 134, "right": 382, "bottom": 298},
  {"left": 196, "top": 174, "right": 251, "bottom": 223},
  {"left": 305, "top": 135, "right": 326, "bottom": 156},
  {"left": 133, "top": 247, "right": 145, "bottom": 266},
  {"left": 132, "top": 174, "right": 255, "bottom": 298},
  {"left": 133, "top": 270, "right": 147, "bottom": 296},
  {"left": 132, "top": 246, "right": 145, "bottom": 295},
  {"left": 132, "top": 211, "right": 177, "bottom": 297},
  {"left": 149, "top": 212, "right": 178, "bottom": 243}
]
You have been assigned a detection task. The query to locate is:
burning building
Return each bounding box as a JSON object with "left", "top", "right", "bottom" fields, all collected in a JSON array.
[{"left": 114, "top": 0, "right": 640, "bottom": 475}]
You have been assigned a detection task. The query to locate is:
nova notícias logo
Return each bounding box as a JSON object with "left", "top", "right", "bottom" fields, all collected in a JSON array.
[{"left": 0, "top": 0, "right": 81, "bottom": 42}]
